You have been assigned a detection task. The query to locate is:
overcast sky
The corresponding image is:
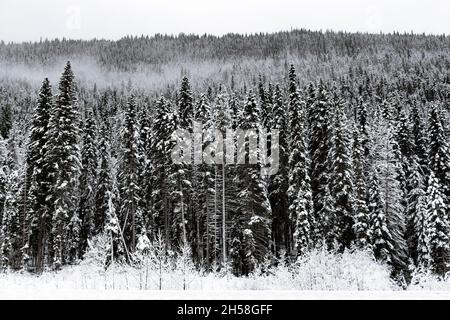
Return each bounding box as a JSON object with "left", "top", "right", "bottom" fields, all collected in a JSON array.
[{"left": 0, "top": 0, "right": 449, "bottom": 42}]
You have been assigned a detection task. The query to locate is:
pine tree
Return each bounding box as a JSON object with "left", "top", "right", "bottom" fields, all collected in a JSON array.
[
  {"left": 173, "top": 77, "right": 194, "bottom": 249},
  {"left": 235, "top": 92, "right": 271, "bottom": 275},
  {"left": 269, "top": 84, "right": 290, "bottom": 254},
  {"left": 118, "top": 96, "right": 143, "bottom": 254},
  {"left": 370, "top": 118, "right": 409, "bottom": 277},
  {"left": 428, "top": 104, "right": 449, "bottom": 215},
  {"left": 410, "top": 103, "right": 427, "bottom": 171},
  {"left": 0, "top": 163, "right": 6, "bottom": 226},
  {"left": 0, "top": 171, "right": 21, "bottom": 270},
  {"left": 105, "top": 190, "right": 123, "bottom": 263},
  {"left": 0, "top": 104, "right": 12, "bottom": 139},
  {"left": 405, "top": 159, "right": 426, "bottom": 264},
  {"left": 94, "top": 124, "right": 113, "bottom": 235},
  {"left": 352, "top": 126, "right": 371, "bottom": 249},
  {"left": 426, "top": 172, "right": 449, "bottom": 277},
  {"left": 139, "top": 105, "right": 153, "bottom": 229},
  {"left": 211, "top": 89, "right": 233, "bottom": 268},
  {"left": 150, "top": 98, "right": 178, "bottom": 249},
  {"left": 192, "top": 94, "right": 215, "bottom": 266},
  {"left": 178, "top": 77, "right": 194, "bottom": 128},
  {"left": 23, "top": 78, "right": 53, "bottom": 271},
  {"left": 258, "top": 75, "right": 270, "bottom": 129},
  {"left": 44, "top": 62, "right": 81, "bottom": 269},
  {"left": 78, "top": 111, "right": 98, "bottom": 255},
  {"left": 368, "top": 170, "right": 394, "bottom": 263},
  {"left": 287, "top": 82, "right": 314, "bottom": 255},
  {"left": 329, "top": 98, "right": 354, "bottom": 249},
  {"left": 309, "top": 82, "right": 332, "bottom": 242},
  {"left": 415, "top": 186, "right": 431, "bottom": 272}
]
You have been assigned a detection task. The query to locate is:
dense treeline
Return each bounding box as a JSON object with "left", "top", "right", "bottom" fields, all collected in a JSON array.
[{"left": 0, "top": 31, "right": 448, "bottom": 285}]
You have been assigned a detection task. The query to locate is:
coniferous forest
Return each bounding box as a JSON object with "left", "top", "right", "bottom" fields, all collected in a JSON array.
[{"left": 0, "top": 30, "right": 449, "bottom": 289}]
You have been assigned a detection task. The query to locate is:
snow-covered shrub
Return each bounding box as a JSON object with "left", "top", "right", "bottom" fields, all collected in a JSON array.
[
  {"left": 0, "top": 247, "right": 397, "bottom": 291},
  {"left": 241, "top": 248, "right": 396, "bottom": 290}
]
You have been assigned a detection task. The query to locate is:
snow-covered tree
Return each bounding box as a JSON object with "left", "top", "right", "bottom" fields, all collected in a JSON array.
[
  {"left": 329, "top": 98, "right": 354, "bottom": 249},
  {"left": 308, "top": 82, "right": 332, "bottom": 241},
  {"left": 426, "top": 172, "right": 449, "bottom": 277},
  {"left": 44, "top": 61, "right": 81, "bottom": 269},
  {"left": 150, "top": 98, "right": 178, "bottom": 249},
  {"left": 94, "top": 124, "right": 113, "bottom": 235},
  {"left": 269, "top": 84, "right": 290, "bottom": 254},
  {"left": 287, "top": 81, "right": 314, "bottom": 255},
  {"left": 352, "top": 126, "right": 371, "bottom": 249},
  {"left": 428, "top": 104, "right": 449, "bottom": 215},
  {"left": 23, "top": 78, "right": 53, "bottom": 271},
  {"left": 369, "top": 117, "right": 408, "bottom": 277},
  {"left": 118, "top": 96, "right": 143, "bottom": 254},
  {"left": 234, "top": 92, "right": 271, "bottom": 275},
  {"left": 78, "top": 110, "right": 98, "bottom": 255}
]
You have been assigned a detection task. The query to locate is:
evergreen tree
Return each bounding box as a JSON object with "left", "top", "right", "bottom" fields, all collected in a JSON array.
[
  {"left": 235, "top": 92, "right": 271, "bottom": 275},
  {"left": 118, "top": 96, "right": 143, "bottom": 254},
  {"left": 428, "top": 104, "right": 449, "bottom": 215},
  {"left": 192, "top": 95, "right": 215, "bottom": 266},
  {"left": 139, "top": 105, "right": 153, "bottom": 229},
  {"left": 309, "top": 82, "right": 332, "bottom": 241},
  {"left": 414, "top": 186, "right": 431, "bottom": 272},
  {"left": 329, "top": 98, "right": 354, "bottom": 249},
  {"left": 178, "top": 77, "right": 194, "bottom": 128},
  {"left": 78, "top": 111, "right": 98, "bottom": 255},
  {"left": 352, "top": 126, "right": 371, "bottom": 249},
  {"left": 94, "top": 124, "right": 113, "bottom": 235},
  {"left": 0, "top": 104, "right": 12, "bottom": 139},
  {"left": 269, "top": 84, "right": 290, "bottom": 254},
  {"left": 410, "top": 103, "right": 427, "bottom": 170},
  {"left": 405, "top": 159, "right": 426, "bottom": 264},
  {"left": 426, "top": 172, "right": 450, "bottom": 277},
  {"left": 150, "top": 98, "right": 178, "bottom": 249},
  {"left": 370, "top": 118, "right": 409, "bottom": 277},
  {"left": 287, "top": 83, "right": 314, "bottom": 255},
  {"left": 368, "top": 169, "right": 395, "bottom": 263},
  {"left": 0, "top": 171, "right": 21, "bottom": 270},
  {"left": 23, "top": 78, "right": 53, "bottom": 271},
  {"left": 44, "top": 62, "right": 81, "bottom": 269}
]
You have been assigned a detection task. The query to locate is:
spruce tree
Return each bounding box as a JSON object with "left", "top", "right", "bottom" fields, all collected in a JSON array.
[
  {"left": 0, "top": 171, "right": 21, "bottom": 270},
  {"left": 415, "top": 186, "right": 431, "bottom": 272},
  {"left": 287, "top": 83, "right": 314, "bottom": 255},
  {"left": 369, "top": 118, "right": 409, "bottom": 277},
  {"left": 0, "top": 104, "right": 12, "bottom": 139},
  {"left": 309, "top": 82, "right": 332, "bottom": 242},
  {"left": 426, "top": 172, "right": 449, "bottom": 277},
  {"left": 94, "top": 124, "right": 113, "bottom": 235},
  {"left": 235, "top": 92, "right": 271, "bottom": 275},
  {"left": 410, "top": 103, "right": 427, "bottom": 171},
  {"left": 428, "top": 104, "right": 449, "bottom": 215},
  {"left": 118, "top": 96, "right": 143, "bottom": 254},
  {"left": 405, "top": 159, "right": 426, "bottom": 264},
  {"left": 352, "top": 126, "right": 371, "bottom": 249},
  {"left": 269, "top": 84, "right": 290, "bottom": 254},
  {"left": 368, "top": 170, "right": 394, "bottom": 263},
  {"left": 150, "top": 98, "right": 178, "bottom": 249},
  {"left": 23, "top": 78, "right": 54, "bottom": 271},
  {"left": 78, "top": 111, "right": 98, "bottom": 255},
  {"left": 44, "top": 62, "right": 81, "bottom": 269},
  {"left": 178, "top": 77, "right": 194, "bottom": 128},
  {"left": 329, "top": 98, "right": 354, "bottom": 249}
]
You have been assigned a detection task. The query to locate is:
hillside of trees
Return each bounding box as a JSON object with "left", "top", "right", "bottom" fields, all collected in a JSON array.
[{"left": 0, "top": 30, "right": 448, "bottom": 286}]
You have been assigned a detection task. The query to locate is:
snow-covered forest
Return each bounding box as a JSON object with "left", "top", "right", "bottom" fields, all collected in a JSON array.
[{"left": 0, "top": 30, "right": 449, "bottom": 290}]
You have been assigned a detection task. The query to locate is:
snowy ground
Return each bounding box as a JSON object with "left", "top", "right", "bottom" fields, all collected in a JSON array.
[{"left": 1, "top": 249, "right": 450, "bottom": 299}]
